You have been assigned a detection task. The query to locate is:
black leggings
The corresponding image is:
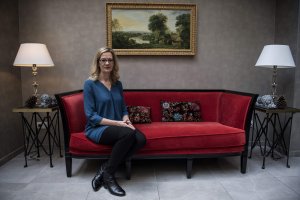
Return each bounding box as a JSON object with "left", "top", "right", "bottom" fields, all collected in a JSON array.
[{"left": 99, "top": 126, "right": 146, "bottom": 174}]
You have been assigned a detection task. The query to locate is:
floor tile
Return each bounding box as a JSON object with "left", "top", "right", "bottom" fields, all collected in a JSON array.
[
  {"left": 9, "top": 183, "right": 90, "bottom": 200},
  {"left": 0, "top": 156, "right": 48, "bottom": 183},
  {"left": 155, "top": 159, "right": 188, "bottom": 182},
  {"left": 220, "top": 178, "right": 262, "bottom": 200},
  {"left": 158, "top": 180, "right": 233, "bottom": 200},
  {"left": 276, "top": 176, "right": 300, "bottom": 196},
  {"left": 0, "top": 183, "right": 27, "bottom": 200},
  {"left": 251, "top": 177, "right": 300, "bottom": 200}
]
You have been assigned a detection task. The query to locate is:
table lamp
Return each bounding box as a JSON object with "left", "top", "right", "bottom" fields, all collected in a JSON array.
[
  {"left": 13, "top": 43, "right": 54, "bottom": 98},
  {"left": 255, "top": 45, "right": 296, "bottom": 99}
]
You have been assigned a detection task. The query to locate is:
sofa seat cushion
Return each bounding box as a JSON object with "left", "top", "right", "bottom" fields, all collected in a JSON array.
[
  {"left": 69, "top": 132, "right": 112, "bottom": 155},
  {"left": 69, "top": 122, "right": 245, "bottom": 155},
  {"left": 134, "top": 122, "right": 245, "bottom": 152}
]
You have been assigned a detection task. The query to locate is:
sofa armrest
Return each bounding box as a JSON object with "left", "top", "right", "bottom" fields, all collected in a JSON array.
[
  {"left": 55, "top": 90, "right": 85, "bottom": 152},
  {"left": 219, "top": 91, "right": 257, "bottom": 130}
]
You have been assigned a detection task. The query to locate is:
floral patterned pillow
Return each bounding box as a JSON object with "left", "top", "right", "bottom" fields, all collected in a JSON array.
[
  {"left": 161, "top": 101, "right": 201, "bottom": 122},
  {"left": 127, "top": 106, "right": 152, "bottom": 124}
]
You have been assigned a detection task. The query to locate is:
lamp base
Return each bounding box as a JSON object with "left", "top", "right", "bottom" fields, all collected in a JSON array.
[
  {"left": 31, "top": 64, "right": 40, "bottom": 105},
  {"left": 271, "top": 65, "right": 277, "bottom": 99}
]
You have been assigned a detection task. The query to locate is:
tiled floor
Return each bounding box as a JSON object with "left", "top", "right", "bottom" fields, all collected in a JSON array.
[{"left": 0, "top": 149, "right": 300, "bottom": 200}]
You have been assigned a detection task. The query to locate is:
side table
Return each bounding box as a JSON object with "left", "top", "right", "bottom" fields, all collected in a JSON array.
[
  {"left": 13, "top": 106, "right": 63, "bottom": 167},
  {"left": 249, "top": 106, "right": 300, "bottom": 169}
]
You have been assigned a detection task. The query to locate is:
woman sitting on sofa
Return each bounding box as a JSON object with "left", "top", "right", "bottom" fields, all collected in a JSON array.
[{"left": 83, "top": 47, "right": 146, "bottom": 197}]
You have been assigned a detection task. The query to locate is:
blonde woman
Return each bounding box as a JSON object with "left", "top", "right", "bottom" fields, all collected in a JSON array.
[{"left": 83, "top": 47, "right": 146, "bottom": 196}]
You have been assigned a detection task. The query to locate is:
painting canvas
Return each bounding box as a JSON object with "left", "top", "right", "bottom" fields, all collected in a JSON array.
[{"left": 106, "top": 3, "right": 197, "bottom": 55}]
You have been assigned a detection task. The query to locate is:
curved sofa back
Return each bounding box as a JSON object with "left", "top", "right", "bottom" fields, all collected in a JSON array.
[{"left": 123, "top": 91, "right": 222, "bottom": 122}]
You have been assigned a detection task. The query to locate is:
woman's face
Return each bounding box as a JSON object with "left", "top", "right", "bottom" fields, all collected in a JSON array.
[{"left": 99, "top": 52, "right": 114, "bottom": 74}]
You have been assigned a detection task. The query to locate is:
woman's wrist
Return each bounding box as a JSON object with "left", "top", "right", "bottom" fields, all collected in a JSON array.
[
  {"left": 100, "top": 118, "right": 127, "bottom": 127},
  {"left": 116, "top": 120, "right": 123, "bottom": 126}
]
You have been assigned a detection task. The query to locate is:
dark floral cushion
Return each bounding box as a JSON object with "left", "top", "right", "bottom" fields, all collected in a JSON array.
[
  {"left": 127, "top": 106, "right": 152, "bottom": 124},
  {"left": 161, "top": 101, "right": 201, "bottom": 122}
]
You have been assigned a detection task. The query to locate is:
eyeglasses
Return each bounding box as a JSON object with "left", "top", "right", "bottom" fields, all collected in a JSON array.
[{"left": 99, "top": 58, "right": 114, "bottom": 63}]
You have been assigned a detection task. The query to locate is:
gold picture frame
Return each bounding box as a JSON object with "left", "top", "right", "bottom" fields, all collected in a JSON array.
[{"left": 106, "top": 3, "right": 197, "bottom": 56}]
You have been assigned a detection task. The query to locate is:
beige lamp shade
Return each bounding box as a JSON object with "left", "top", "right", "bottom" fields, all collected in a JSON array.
[
  {"left": 13, "top": 43, "right": 54, "bottom": 67},
  {"left": 255, "top": 45, "right": 295, "bottom": 68}
]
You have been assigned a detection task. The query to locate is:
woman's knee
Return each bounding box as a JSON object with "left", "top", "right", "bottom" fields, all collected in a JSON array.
[{"left": 121, "top": 127, "right": 136, "bottom": 140}]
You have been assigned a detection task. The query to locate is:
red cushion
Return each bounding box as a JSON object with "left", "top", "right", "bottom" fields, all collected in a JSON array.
[
  {"left": 69, "top": 122, "right": 245, "bottom": 155},
  {"left": 135, "top": 122, "right": 245, "bottom": 152},
  {"left": 127, "top": 106, "right": 152, "bottom": 124},
  {"left": 69, "top": 132, "right": 112, "bottom": 155}
]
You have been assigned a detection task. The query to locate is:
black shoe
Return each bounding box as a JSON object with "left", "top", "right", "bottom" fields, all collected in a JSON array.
[
  {"left": 103, "top": 172, "right": 126, "bottom": 196},
  {"left": 91, "top": 162, "right": 107, "bottom": 192}
]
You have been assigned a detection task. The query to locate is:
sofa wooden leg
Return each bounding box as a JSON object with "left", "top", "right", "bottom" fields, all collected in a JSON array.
[
  {"left": 241, "top": 152, "right": 247, "bottom": 174},
  {"left": 65, "top": 156, "right": 72, "bottom": 177},
  {"left": 125, "top": 160, "right": 131, "bottom": 180},
  {"left": 186, "top": 158, "right": 193, "bottom": 179}
]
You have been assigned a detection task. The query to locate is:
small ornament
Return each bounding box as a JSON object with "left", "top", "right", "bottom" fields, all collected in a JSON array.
[
  {"left": 276, "top": 96, "right": 287, "bottom": 109},
  {"left": 40, "top": 93, "right": 52, "bottom": 107},
  {"left": 256, "top": 95, "right": 276, "bottom": 108},
  {"left": 51, "top": 97, "right": 57, "bottom": 106},
  {"left": 25, "top": 96, "right": 37, "bottom": 108}
]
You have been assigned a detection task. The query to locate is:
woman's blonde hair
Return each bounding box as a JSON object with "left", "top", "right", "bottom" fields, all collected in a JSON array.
[{"left": 88, "top": 47, "right": 120, "bottom": 84}]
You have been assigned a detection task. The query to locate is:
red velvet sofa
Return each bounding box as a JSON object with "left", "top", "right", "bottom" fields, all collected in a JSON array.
[{"left": 55, "top": 89, "right": 257, "bottom": 179}]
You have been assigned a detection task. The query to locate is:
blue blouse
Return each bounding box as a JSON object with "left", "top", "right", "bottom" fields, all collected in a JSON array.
[{"left": 83, "top": 79, "right": 128, "bottom": 143}]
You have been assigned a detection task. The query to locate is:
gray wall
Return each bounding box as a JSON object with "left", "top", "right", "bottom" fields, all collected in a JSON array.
[
  {"left": 275, "top": 0, "right": 300, "bottom": 155},
  {"left": 0, "top": 0, "right": 23, "bottom": 165},
  {"left": 1, "top": 0, "right": 300, "bottom": 164}
]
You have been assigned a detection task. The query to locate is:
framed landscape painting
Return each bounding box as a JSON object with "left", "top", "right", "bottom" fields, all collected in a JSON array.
[{"left": 106, "top": 3, "right": 197, "bottom": 55}]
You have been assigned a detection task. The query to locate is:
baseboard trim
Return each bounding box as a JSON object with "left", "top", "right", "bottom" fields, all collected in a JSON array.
[{"left": 0, "top": 146, "right": 23, "bottom": 167}]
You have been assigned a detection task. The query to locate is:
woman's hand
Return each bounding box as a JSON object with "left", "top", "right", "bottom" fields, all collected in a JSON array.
[
  {"left": 124, "top": 119, "right": 132, "bottom": 125},
  {"left": 117, "top": 120, "right": 135, "bottom": 130},
  {"left": 100, "top": 117, "right": 135, "bottom": 130}
]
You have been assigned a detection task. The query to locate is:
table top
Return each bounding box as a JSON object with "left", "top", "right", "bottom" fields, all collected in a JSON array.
[
  {"left": 12, "top": 106, "right": 59, "bottom": 113},
  {"left": 255, "top": 106, "right": 300, "bottom": 114}
]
